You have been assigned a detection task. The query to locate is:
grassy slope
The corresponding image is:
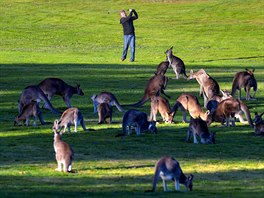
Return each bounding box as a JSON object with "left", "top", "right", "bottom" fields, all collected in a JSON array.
[{"left": 0, "top": 0, "right": 264, "bottom": 197}]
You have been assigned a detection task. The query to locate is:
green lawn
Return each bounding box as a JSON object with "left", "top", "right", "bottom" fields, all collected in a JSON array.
[{"left": 0, "top": 0, "right": 263, "bottom": 197}]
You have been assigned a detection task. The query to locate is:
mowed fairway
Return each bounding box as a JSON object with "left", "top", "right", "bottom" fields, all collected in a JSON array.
[{"left": 0, "top": 0, "right": 264, "bottom": 197}]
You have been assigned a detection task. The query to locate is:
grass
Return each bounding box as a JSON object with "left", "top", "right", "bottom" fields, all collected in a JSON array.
[{"left": 0, "top": 0, "right": 264, "bottom": 197}]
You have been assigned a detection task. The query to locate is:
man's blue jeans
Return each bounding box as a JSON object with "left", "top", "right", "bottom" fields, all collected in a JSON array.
[{"left": 122, "top": 34, "right": 135, "bottom": 61}]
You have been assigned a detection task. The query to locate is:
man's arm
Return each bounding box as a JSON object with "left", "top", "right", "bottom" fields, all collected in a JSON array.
[{"left": 131, "top": 9, "right": 138, "bottom": 20}]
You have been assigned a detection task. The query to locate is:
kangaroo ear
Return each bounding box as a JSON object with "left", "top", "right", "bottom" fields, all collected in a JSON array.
[
  {"left": 206, "top": 110, "right": 210, "bottom": 115},
  {"left": 170, "top": 46, "right": 173, "bottom": 49},
  {"left": 188, "top": 174, "right": 194, "bottom": 181},
  {"left": 252, "top": 68, "right": 255, "bottom": 72},
  {"left": 54, "top": 119, "right": 59, "bottom": 125}
]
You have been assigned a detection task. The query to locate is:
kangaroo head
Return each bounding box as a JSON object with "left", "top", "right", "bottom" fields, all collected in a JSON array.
[
  {"left": 245, "top": 68, "right": 255, "bottom": 75},
  {"left": 185, "top": 174, "right": 194, "bottom": 191},
  {"left": 200, "top": 110, "right": 210, "bottom": 121},
  {"left": 76, "top": 84, "right": 84, "bottom": 96},
  {"left": 148, "top": 121, "right": 157, "bottom": 134},
  {"left": 53, "top": 119, "right": 60, "bottom": 131},
  {"left": 165, "top": 112, "right": 174, "bottom": 124},
  {"left": 253, "top": 112, "right": 264, "bottom": 124},
  {"left": 164, "top": 46, "right": 173, "bottom": 56}
]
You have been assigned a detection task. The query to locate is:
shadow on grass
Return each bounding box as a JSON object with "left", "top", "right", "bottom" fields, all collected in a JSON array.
[{"left": 0, "top": 168, "right": 263, "bottom": 197}]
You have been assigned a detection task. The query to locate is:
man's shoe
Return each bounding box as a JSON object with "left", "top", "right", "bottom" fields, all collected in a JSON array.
[{"left": 121, "top": 58, "right": 125, "bottom": 61}]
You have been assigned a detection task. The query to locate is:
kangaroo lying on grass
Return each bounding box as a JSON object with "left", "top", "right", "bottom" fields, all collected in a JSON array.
[
  {"left": 149, "top": 96, "right": 174, "bottom": 124},
  {"left": 14, "top": 101, "right": 48, "bottom": 126},
  {"left": 253, "top": 112, "right": 264, "bottom": 135},
  {"left": 231, "top": 68, "right": 257, "bottom": 100},
  {"left": 154, "top": 61, "right": 169, "bottom": 76},
  {"left": 91, "top": 91, "right": 124, "bottom": 112},
  {"left": 53, "top": 130, "right": 74, "bottom": 172},
  {"left": 207, "top": 97, "right": 253, "bottom": 127},
  {"left": 171, "top": 93, "right": 210, "bottom": 123},
  {"left": 146, "top": 156, "right": 193, "bottom": 192},
  {"left": 187, "top": 69, "right": 220, "bottom": 107},
  {"left": 97, "top": 103, "right": 112, "bottom": 124},
  {"left": 165, "top": 46, "right": 187, "bottom": 79},
  {"left": 18, "top": 85, "right": 60, "bottom": 114},
  {"left": 123, "top": 74, "right": 170, "bottom": 107},
  {"left": 186, "top": 117, "right": 215, "bottom": 144},
  {"left": 116, "top": 109, "right": 157, "bottom": 136},
  {"left": 53, "top": 108, "right": 87, "bottom": 133},
  {"left": 38, "top": 78, "right": 84, "bottom": 108}
]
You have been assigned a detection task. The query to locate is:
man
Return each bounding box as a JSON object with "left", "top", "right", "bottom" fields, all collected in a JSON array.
[{"left": 120, "top": 9, "right": 138, "bottom": 62}]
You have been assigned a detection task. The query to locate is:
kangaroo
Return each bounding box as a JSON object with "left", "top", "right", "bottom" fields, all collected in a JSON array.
[
  {"left": 149, "top": 96, "right": 174, "bottom": 124},
  {"left": 207, "top": 98, "right": 253, "bottom": 127},
  {"left": 91, "top": 91, "right": 124, "bottom": 112},
  {"left": 253, "top": 112, "right": 264, "bottom": 135},
  {"left": 187, "top": 69, "right": 220, "bottom": 107},
  {"left": 14, "top": 101, "right": 47, "bottom": 126},
  {"left": 18, "top": 85, "right": 60, "bottom": 114},
  {"left": 146, "top": 156, "right": 193, "bottom": 192},
  {"left": 97, "top": 103, "right": 113, "bottom": 124},
  {"left": 154, "top": 61, "right": 169, "bottom": 76},
  {"left": 38, "top": 78, "right": 84, "bottom": 108},
  {"left": 231, "top": 68, "right": 258, "bottom": 100},
  {"left": 123, "top": 74, "right": 170, "bottom": 107},
  {"left": 53, "top": 108, "right": 87, "bottom": 133},
  {"left": 165, "top": 46, "right": 187, "bottom": 79},
  {"left": 53, "top": 130, "right": 74, "bottom": 172},
  {"left": 186, "top": 117, "right": 216, "bottom": 144},
  {"left": 116, "top": 109, "right": 157, "bottom": 136},
  {"left": 171, "top": 93, "right": 210, "bottom": 123}
]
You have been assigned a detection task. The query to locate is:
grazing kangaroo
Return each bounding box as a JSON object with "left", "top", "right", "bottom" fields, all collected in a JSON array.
[
  {"left": 53, "top": 108, "right": 87, "bottom": 133},
  {"left": 154, "top": 61, "right": 169, "bottom": 76},
  {"left": 146, "top": 156, "right": 193, "bottom": 192},
  {"left": 187, "top": 69, "right": 220, "bottom": 107},
  {"left": 123, "top": 74, "right": 170, "bottom": 107},
  {"left": 38, "top": 78, "right": 84, "bottom": 108},
  {"left": 14, "top": 101, "right": 47, "bottom": 126},
  {"left": 53, "top": 130, "right": 74, "bottom": 172},
  {"left": 253, "top": 112, "right": 264, "bottom": 135},
  {"left": 165, "top": 46, "right": 187, "bottom": 79},
  {"left": 171, "top": 93, "right": 210, "bottom": 123},
  {"left": 91, "top": 91, "right": 124, "bottom": 112},
  {"left": 116, "top": 109, "right": 157, "bottom": 136},
  {"left": 207, "top": 98, "right": 253, "bottom": 127},
  {"left": 18, "top": 85, "right": 60, "bottom": 114},
  {"left": 231, "top": 68, "right": 258, "bottom": 100},
  {"left": 186, "top": 117, "right": 216, "bottom": 144},
  {"left": 97, "top": 103, "right": 113, "bottom": 124},
  {"left": 149, "top": 96, "right": 174, "bottom": 124}
]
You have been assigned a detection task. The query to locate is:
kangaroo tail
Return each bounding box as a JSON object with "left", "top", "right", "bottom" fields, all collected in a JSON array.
[
  {"left": 171, "top": 101, "right": 181, "bottom": 117},
  {"left": 122, "top": 96, "right": 149, "bottom": 108},
  {"left": 240, "top": 101, "right": 253, "bottom": 127},
  {"left": 231, "top": 80, "right": 237, "bottom": 97}
]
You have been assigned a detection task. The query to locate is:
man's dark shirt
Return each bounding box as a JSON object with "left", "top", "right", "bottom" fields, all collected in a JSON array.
[{"left": 120, "top": 11, "right": 138, "bottom": 35}]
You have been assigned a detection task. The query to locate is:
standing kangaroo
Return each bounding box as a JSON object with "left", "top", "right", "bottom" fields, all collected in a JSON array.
[
  {"left": 171, "top": 93, "right": 210, "bottom": 123},
  {"left": 116, "top": 109, "right": 157, "bottom": 136},
  {"left": 165, "top": 46, "right": 187, "bottom": 79},
  {"left": 14, "top": 101, "right": 47, "bottom": 126},
  {"left": 207, "top": 97, "right": 253, "bottom": 127},
  {"left": 149, "top": 96, "right": 174, "bottom": 124},
  {"left": 53, "top": 108, "right": 87, "bottom": 133},
  {"left": 186, "top": 117, "right": 216, "bottom": 144},
  {"left": 38, "top": 78, "right": 84, "bottom": 108},
  {"left": 154, "top": 61, "right": 169, "bottom": 76},
  {"left": 53, "top": 130, "right": 74, "bottom": 172},
  {"left": 146, "top": 156, "right": 193, "bottom": 192},
  {"left": 97, "top": 103, "right": 113, "bottom": 124},
  {"left": 231, "top": 68, "right": 257, "bottom": 100},
  {"left": 91, "top": 91, "right": 124, "bottom": 112},
  {"left": 253, "top": 112, "right": 264, "bottom": 135},
  {"left": 18, "top": 85, "right": 60, "bottom": 114},
  {"left": 123, "top": 74, "right": 170, "bottom": 107},
  {"left": 187, "top": 69, "right": 220, "bottom": 107}
]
